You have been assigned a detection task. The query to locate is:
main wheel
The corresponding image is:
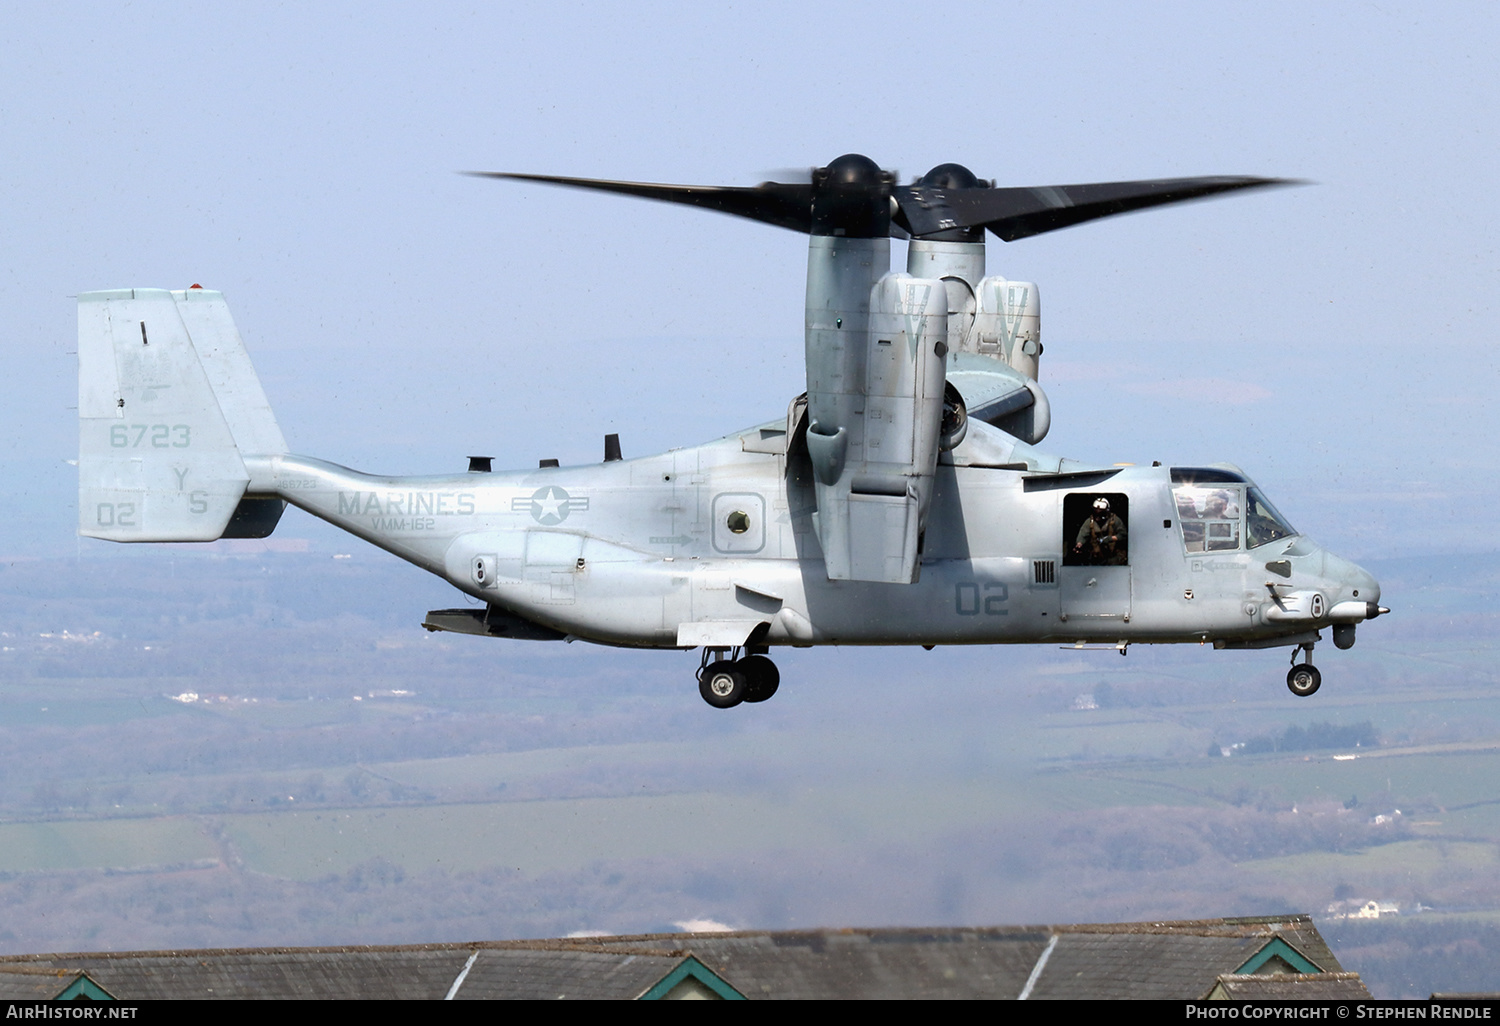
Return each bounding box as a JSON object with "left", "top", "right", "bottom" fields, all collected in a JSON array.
[
  {"left": 1287, "top": 664, "right": 1322, "bottom": 697},
  {"left": 699, "top": 662, "right": 746, "bottom": 708},
  {"left": 739, "top": 655, "right": 781, "bottom": 703}
]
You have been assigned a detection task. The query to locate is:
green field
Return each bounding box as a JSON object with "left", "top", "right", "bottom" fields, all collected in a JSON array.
[
  {"left": 220, "top": 777, "right": 1046, "bottom": 880},
  {"left": 0, "top": 738, "right": 1493, "bottom": 885},
  {"left": 0, "top": 817, "right": 215, "bottom": 873}
]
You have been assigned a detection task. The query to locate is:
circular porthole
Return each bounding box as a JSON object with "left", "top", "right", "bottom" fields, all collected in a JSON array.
[{"left": 726, "top": 510, "right": 750, "bottom": 534}]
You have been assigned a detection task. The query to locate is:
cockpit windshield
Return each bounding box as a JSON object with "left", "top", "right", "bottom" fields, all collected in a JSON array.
[
  {"left": 1244, "top": 487, "right": 1296, "bottom": 548},
  {"left": 1171, "top": 471, "right": 1297, "bottom": 552}
]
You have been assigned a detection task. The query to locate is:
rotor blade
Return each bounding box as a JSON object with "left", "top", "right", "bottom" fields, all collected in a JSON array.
[
  {"left": 467, "top": 171, "right": 815, "bottom": 233},
  {"left": 895, "top": 176, "right": 1298, "bottom": 241}
]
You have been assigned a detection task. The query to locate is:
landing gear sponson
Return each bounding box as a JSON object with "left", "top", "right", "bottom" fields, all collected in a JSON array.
[{"left": 697, "top": 647, "right": 781, "bottom": 708}]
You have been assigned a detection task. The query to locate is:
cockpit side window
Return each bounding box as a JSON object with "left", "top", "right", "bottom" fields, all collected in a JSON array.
[{"left": 1174, "top": 485, "right": 1243, "bottom": 552}]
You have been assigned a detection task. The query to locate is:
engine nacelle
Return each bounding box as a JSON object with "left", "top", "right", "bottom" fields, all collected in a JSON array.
[
  {"left": 807, "top": 271, "right": 947, "bottom": 584},
  {"left": 972, "top": 277, "right": 1041, "bottom": 381},
  {"left": 904, "top": 240, "right": 1042, "bottom": 382}
]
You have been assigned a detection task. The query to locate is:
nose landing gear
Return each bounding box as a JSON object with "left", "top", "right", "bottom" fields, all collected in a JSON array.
[
  {"left": 1287, "top": 643, "right": 1321, "bottom": 697},
  {"left": 697, "top": 648, "right": 781, "bottom": 708}
]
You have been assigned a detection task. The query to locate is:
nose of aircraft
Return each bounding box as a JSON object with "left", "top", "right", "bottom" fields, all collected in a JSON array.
[{"left": 1319, "top": 547, "right": 1382, "bottom": 609}]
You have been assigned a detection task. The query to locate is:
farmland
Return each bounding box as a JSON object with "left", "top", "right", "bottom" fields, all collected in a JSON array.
[{"left": 0, "top": 549, "right": 1495, "bottom": 995}]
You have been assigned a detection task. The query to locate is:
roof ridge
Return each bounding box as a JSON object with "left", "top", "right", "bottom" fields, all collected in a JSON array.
[{"left": 0, "top": 915, "right": 1319, "bottom": 963}]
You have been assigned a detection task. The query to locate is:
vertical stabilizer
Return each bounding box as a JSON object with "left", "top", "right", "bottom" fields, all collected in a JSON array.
[
  {"left": 77, "top": 288, "right": 261, "bottom": 541},
  {"left": 174, "top": 288, "right": 287, "bottom": 456}
]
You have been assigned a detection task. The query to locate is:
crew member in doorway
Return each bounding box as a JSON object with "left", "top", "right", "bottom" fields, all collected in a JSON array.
[{"left": 1073, "top": 497, "right": 1127, "bottom": 566}]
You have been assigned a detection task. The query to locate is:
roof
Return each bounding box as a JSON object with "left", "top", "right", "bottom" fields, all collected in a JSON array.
[
  {"left": 587, "top": 914, "right": 1348, "bottom": 1000},
  {"left": 0, "top": 914, "right": 1356, "bottom": 1000},
  {"left": 0, "top": 966, "right": 103, "bottom": 1001},
  {"left": 1208, "top": 973, "right": 1372, "bottom": 1000},
  {"left": 0, "top": 941, "right": 738, "bottom": 1001}
]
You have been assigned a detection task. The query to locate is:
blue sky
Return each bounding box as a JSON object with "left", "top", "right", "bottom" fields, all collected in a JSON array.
[{"left": 2, "top": 1, "right": 1496, "bottom": 560}]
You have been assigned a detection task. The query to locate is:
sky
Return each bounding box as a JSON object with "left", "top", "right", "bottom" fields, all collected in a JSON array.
[{"left": 3, "top": 0, "right": 1497, "bottom": 566}]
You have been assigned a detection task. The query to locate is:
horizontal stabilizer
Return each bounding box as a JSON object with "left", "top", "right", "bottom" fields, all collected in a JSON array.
[{"left": 223, "top": 496, "right": 287, "bottom": 539}]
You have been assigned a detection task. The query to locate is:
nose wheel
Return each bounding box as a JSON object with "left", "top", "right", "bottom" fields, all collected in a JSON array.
[
  {"left": 697, "top": 648, "right": 781, "bottom": 708},
  {"left": 1287, "top": 644, "right": 1321, "bottom": 697}
]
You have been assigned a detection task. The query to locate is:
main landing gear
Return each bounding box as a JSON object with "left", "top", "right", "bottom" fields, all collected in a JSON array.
[
  {"left": 1287, "top": 642, "right": 1321, "bottom": 697},
  {"left": 697, "top": 647, "right": 781, "bottom": 708}
]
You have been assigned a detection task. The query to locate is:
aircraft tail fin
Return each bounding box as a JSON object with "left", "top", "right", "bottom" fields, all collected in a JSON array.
[
  {"left": 173, "top": 289, "right": 287, "bottom": 457},
  {"left": 78, "top": 288, "right": 287, "bottom": 542}
]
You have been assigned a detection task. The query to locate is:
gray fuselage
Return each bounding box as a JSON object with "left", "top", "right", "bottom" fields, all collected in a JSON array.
[{"left": 244, "top": 417, "right": 1380, "bottom": 652}]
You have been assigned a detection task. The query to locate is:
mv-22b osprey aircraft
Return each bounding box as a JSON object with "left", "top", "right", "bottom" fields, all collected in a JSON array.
[{"left": 77, "top": 154, "right": 1387, "bottom": 707}]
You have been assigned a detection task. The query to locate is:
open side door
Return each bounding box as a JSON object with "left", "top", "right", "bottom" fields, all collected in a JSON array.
[{"left": 1059, "top": 491, "right": 1132, "bottom": 622}]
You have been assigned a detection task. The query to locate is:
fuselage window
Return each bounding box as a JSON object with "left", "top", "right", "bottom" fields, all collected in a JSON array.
[{"left": 1064, "top": 492, "right": 1128, "bottom": 566}]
